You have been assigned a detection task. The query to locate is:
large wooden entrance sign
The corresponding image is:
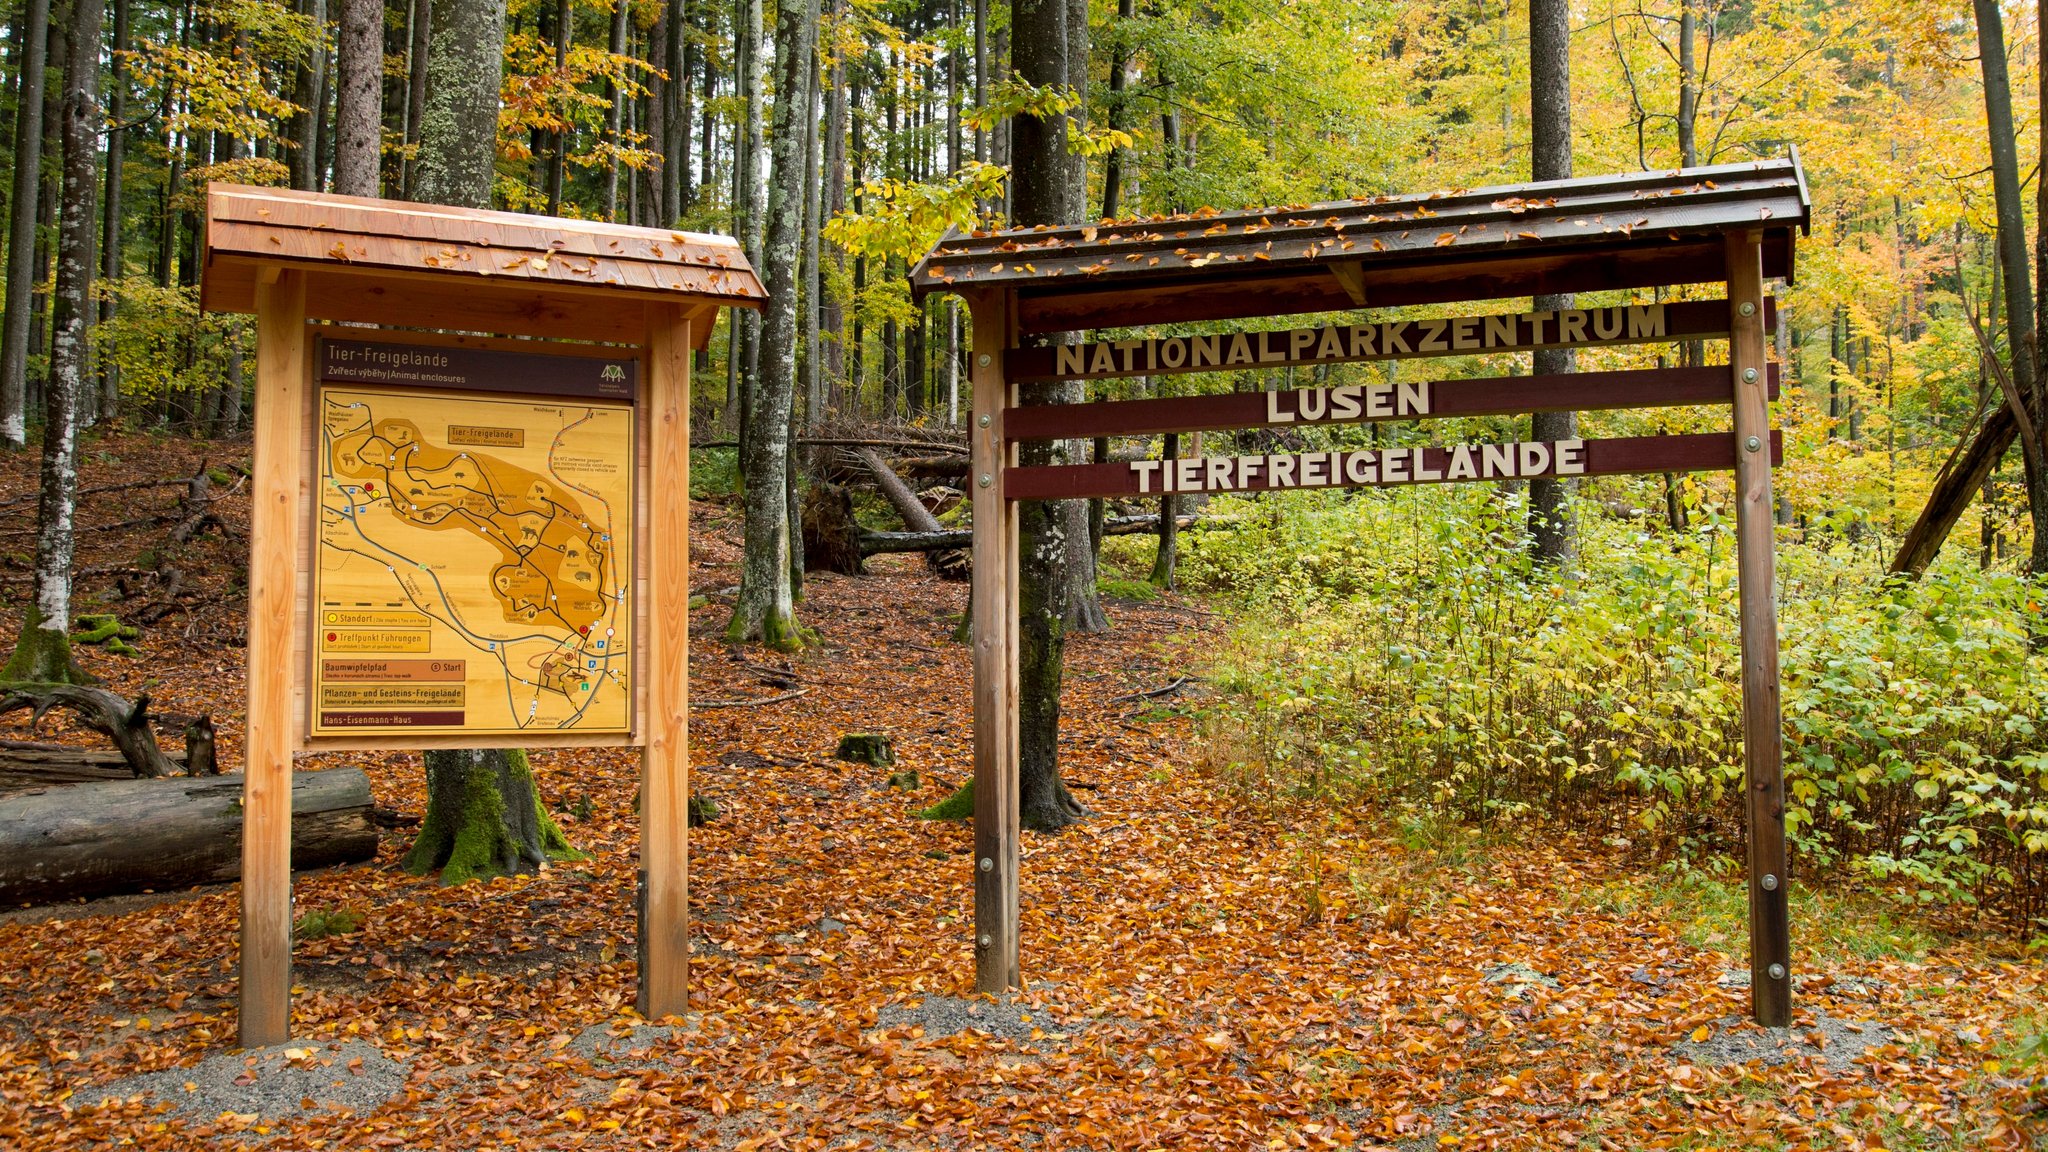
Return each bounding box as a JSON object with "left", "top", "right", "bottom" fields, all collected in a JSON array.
[
  {"left": 910, "top": 158, "right": 1810, "bottom": 1026},
  {"left": 202, "top": 184, "right": 764, "bottom": 1046}
]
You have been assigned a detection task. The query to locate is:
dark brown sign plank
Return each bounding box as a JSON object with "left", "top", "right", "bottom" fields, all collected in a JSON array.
[
  {"left": 1003, "top": 430, "right": 1780, "bottom": 501},
  {"left": 1005, "top": 363, "right": 1780, "bottom": 442},
  {"left": 1007, "top": 297, "right": 1775, "bottom": 382},
  {"left": 319, "top": 338, "right": 638, "bottom": 401}
]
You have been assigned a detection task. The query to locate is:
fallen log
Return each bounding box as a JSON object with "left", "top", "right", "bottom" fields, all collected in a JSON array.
[
  {"left": 0, "top": 686, "right": 182, "bottom": 778},
  {"left": 855, "top": 448, "right": 970, "bottom": 579},
  {"left": 0, "top": 768, "right": 378, "bottom": 905},
  {"left": 859, "top": 513, "right": 1206, "bottom": 555},
  {"left": 1892, "top": 403, "right": 2017, "bottom": 576},
  {"left": 0, "top": 742, "right": 186, "bottom": 792}
]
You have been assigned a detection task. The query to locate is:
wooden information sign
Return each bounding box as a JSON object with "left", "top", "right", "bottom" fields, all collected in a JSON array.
[
  {"left": 910, "top": 156, "right": 1811, "bottom": 1028},
  {"left": 202, "top": 184, "right": 764, "bottom": 1046},
  {"left": 313, "top": 340, "right": 637, "bottom": 738}
]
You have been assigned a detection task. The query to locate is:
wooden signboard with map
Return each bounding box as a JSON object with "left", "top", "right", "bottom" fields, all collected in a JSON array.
[
  {"left": 202, "top": 183, "right": 766, "bottom": 1048},
  {"left": 313, "top": 340, "right": 636, "bottom": 739}
]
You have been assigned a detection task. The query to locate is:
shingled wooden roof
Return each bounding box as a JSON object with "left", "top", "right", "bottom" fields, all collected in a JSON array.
[
  {"left": 202, "top": 183, "right": 764, "bottom": 345},
  {"left": 910, "top": 155, "right": 1809, "bottom": 335}
]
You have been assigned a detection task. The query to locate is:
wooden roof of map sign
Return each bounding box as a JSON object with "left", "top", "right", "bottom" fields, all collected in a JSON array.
[
  {"left": 202, "top": 183, "right": 765, "bottom": 346},
  {"left": 909, "top": 153, "right": 1810, "bottom": 334}
]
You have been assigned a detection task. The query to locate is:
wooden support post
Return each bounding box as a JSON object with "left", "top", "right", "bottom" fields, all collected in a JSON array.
[
  {"left": 1727, "top": 231, "right": 1791, "bottom": 1027},
  {"left": 242, "top": 267, "right": 307, "bottom": 1048},
  {"left": 639, "top": 303, "right": 693, "bottom": 1019},
  {"left": 967, "top": 292, "right": 1020, "bottom": 994}
]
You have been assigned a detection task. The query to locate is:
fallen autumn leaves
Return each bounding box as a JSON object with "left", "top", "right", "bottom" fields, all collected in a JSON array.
[{"left": 0, "top": 439, "right": 2041, "bottom": 1150}]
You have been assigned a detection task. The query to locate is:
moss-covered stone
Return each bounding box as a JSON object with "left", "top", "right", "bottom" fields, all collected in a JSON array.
[
  {"left": 916, "top": 780, "right": 973, "bottom": 822},
  {"left": 72, "top": 614, "right": 136, "bottom": 644},
  {"left": 886, "top": 770, "right": 919, "bottom": 791},
  {"left": 688, "top": 794, "right": 720, "bottom": 826},
  {"left": 834, "top": 732, "right": 894, "bottom": 767},
  {"left": 72, "top": 614, "right": 140, "bottom": 656}
]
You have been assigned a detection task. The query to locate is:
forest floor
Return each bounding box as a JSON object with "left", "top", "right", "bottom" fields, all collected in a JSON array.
[{"left": 0, "top": 432, "right": 2043, "bottom": 1151}]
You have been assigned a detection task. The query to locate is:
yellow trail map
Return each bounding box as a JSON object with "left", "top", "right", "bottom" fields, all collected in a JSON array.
[{"left": 314, "top": 387, "right": 634, "bottom": 736}]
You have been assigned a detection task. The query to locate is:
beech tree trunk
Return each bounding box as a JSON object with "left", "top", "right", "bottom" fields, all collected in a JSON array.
[
  {"left": 0, "top": 0, "right": 50, "bottom": 450},
  {"left": 401, "top": 749, "right": 576, "bottom": 884},
  {"left": 725, "top": 0, "right": 816, "bottom": 650},
  {"left": 2, "top": 0, "right": 103, "bottom": 685},
  {"left": 1008, "top": 0, "right": 1094, "bottom": 834},
  {"left": 405, "top": 0, "right": 579, "bottom": 881},
  {"left": 0, "top": 768, "right": 377, "bottom": 905},
  {"left": 411, "top": 0, "right": 497, "bottom": 209},
  {"left": 1527, "top": 0, "right": 1576, "bottom": 565}
]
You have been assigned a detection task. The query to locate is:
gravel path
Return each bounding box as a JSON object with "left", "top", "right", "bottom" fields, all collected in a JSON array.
[
  {"left": 83, "top": 1039, "right": 405, "bottom": 1123},
  {"left": 1671, "top": 1008, "right": 1893, "bottom": 1074}
]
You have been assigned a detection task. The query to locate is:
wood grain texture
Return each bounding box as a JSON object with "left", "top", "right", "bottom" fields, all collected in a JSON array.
[
  {"left": 202, "top": 183, "right": 764, "bottom": 322},
  {"left": 1727, "top": 233, "right": 1792, "bottom": 1028},
  {"left": 967, "top": 293, "right": 1021, "bottom": 995},
  {"left": 210, "top": 263, "right": 728, "bottom": 346},
  {"left": 911, "top": 159, "right": 1807, "bottom": 306},
  {"left": 243, "top": 268, "right": 308, "bottom": 1048},
  {"left": 1004, "top": 364, "right": 1779, "bottom": 442},
  {"left": 638, "top": 303, "right": 692, "bottom": 1019}
]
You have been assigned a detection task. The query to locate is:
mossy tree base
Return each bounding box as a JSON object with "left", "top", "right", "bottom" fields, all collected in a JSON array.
[
  {"left": 0, "top": 605, "right": 95, "bottom": 685},
  {"left": 403, "top": 748, "right": 584, "bottom": 885},
  {"left": 723, "top": 604, "right": 815, "bottom": 653}
]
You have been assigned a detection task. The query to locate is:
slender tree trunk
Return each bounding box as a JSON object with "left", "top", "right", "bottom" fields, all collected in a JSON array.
[
  {"left": 1527, "top": 0, "right": 1576, "bottom": 565},
  {"left": 602, "top": 0, "right": 629, "bottom": 220},
  {"left": 1974, "top": 0, "right": 2048, "bottom": 576},
  {"left": 1008, "top": 0, "right": 1094, "bottom": 834},
  {"left": 1099, "top": 0, "right": 1134, "bottom": 219},
  {"left": 3, "top": 0, "right": 102, "bottom": 683},
  {"left": 741, "top": 0, "right": 764, "bottom": 399},
  {"left": 313, "top": 38, "right": 335, "bottom": 184},
  {"left": 662, "top": 0, "right": 689, "bottom": 222},
  {"left": 292, "top": 0, "right": 329, "bottom": 190},
  {"left": 802, "top": 38, "right": 823, "bottom": 428},
  {"left": 1676, "top": 0, "right": 1697, "bottom": 167},
  {"left": 821, "top": 3, "right": 846, "bottom": 401},
  {"left": 725, "top": 0, "right": 816, "bottom": 648},
  {"left": 332, "top": 0, "right": 383, "bottom": 197},
  {"left": 0, "top": 0, "right": 51, "bottom": 450},
  {"left": 403, "top": 0, "right": 432, "bottom": 198},
  {"left": 99, "top": 0, "right": 131, "bottom": 424},
  {"left": 1149, "top": 432, "right": 1178, "bottom": 588}
]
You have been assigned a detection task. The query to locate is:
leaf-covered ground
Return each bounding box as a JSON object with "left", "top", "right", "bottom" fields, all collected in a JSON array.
[{"left": 0, "top": 435, "right": 2042, "bottom": 1150}]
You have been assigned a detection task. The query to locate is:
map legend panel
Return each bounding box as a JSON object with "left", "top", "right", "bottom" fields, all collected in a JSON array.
[{"left": 311, "top": 380, "right": 634, "bottom": 738}]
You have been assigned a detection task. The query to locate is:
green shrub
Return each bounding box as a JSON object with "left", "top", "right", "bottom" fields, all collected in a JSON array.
[
  {"left": 689, "top": 447, "right": 741, "bottom": 499},
  {"left": 1098, "top": 577, "right": 1160, "bottom": 602},
  {"left": 1186, "top": 483, "right": 2048, "bottom": 930}
]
